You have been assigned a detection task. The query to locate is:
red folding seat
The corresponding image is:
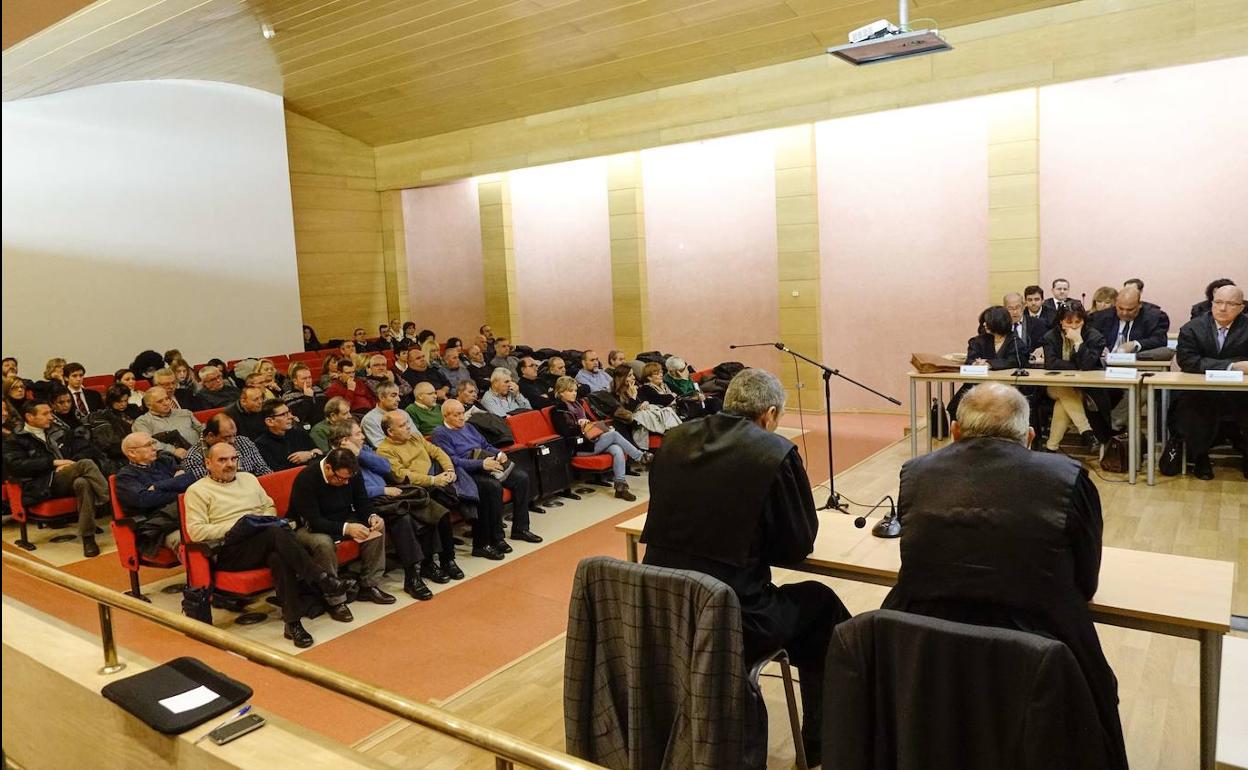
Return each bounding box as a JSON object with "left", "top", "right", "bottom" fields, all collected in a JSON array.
[
  {"left": 3, "top": 481, "right": 79, "bottom": 551},
  {"left": 193, "top": 407, "right": 225, "bottom": 424},
  {"left": 108, "top": 474, "right": 181, "bottom": 601},
  {"left": 82, "top": 374, "right": 114, "bottom": 389}
]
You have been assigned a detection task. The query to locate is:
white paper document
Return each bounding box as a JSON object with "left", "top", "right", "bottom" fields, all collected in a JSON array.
[{"left": 159, "top": 685, "right": 220, "bottom": 714}]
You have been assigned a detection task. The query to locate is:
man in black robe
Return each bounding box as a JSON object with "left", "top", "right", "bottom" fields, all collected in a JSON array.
[
  {"left": 882, "top": 381, "right": 1127, "bottom": 769},
  {"left": 641, "top": 368, "right": 850, "bottom": 765}
]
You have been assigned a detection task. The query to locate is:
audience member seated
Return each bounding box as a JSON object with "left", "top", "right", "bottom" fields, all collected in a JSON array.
[
  {"left": 1091, "top": 285, "right": 1170, "bottom": 357},
  {"left": 242, "top": 370, "right": 281, "bottom": 403},
  {"left": 403, "top": 347, "right": 451, "bottom": 400},
  {"left": 1023, "top": 284, "right": 1055, "bottom": 329},
  {"left": 1045, "top": 277, "right": 1073, "bottom": 314},
  {"left": 194, "top": 365, "right": 239, "bottom": 409},
  {"left": 361, "top": 383, "right": 419, "bottom": 447},
  {"left": 184, "top": 442, "right": 349, "bottom": 648},
  {"left": 464, "top": 345, "right": 492, "bottom": 390},
  {"left": 540, "top": 356, "right": 567, "bottom": 390},
  {"left": 361, "top": 353, "right": 402, "bottom": 401},
  {"left": 2, "top": 400, "right": 18, "bottom": 437},
  {"left": 406, "top": 383, "right": 444, "bottom": 436},
  {"left": 63, "top": 362, "right": 102, "bottom": 418},
  {"left": 489, "top": 337, "right": 520, "bottom": 379},
  {"left": 1191, "top": 278, "right": 1236, "bottom": 319},
  {"left": 550, "top": 376, "right": 649, "bottom": 502},
  {"left": 431, "top": 398, "right": 541, "bottom": 556},
  {"left": 373, "top": 412, "right": 464, "bottom": 589},
  {"left": 637, "top": 362, "right": 677, "bottom": 408},
  {"left": 33, "top": 357, "right": 66, "bottom": 400},
  {"left": 255, "top": 399, "right": 322, "bottom": 472},
  {"left": 478, "top": 324, "right": 497, "bottom": 359},
  {"left": 183, "top": 413, "right": 272, "bottom": 479},
  {"left": 1175, "top": 284, "right": 1248, "bottom": 480},
  {"left": 376, "top": 323, "right": 400, "bottom": 351},
  {"left": 664, "top": 356, "right": 717, "bottom": 418},
  {"left": 881, "top": 382, "right": 1127, "bottom": 768},
  {"left": 49, "top": 385, "right": 84, "bottom": 432},
  {"left": 517, "top": 357, "right": 554, "bottom": 409},
  {"left": 4, "top": 374, "right": 29, "bottom": 415},
  {"left": 574, "top": 350, "right": 611, "bottom": 392},
  {"left": 129, "top": 350, "right": 164, "bottom": 381},
  {"left": 310, "top": 396, "right": 354, "bottom": 453},
  {"left": 2, "top": 357, "right": 33, "bottom": 390},
  {"left": 133, "top": 386, "right": 203, "bottom": 459},
  {"left": 302, "top": 324, "right": 322, "bottom": 351},
  {"left": 1003, "top": 293, "right": 1046, "bottom": 361},
  {"left": 221, "top": 385, "right": 268, "bottom": 440},
  {"left": 481, "top": 368, "right": 531, "bottom": 417},
  {"left": 454, "top": 380, "right": 486, "bottom": 417},
  {"left": 288, "top": 448, "right": 399, "bottom": 610},
  {"left": 440, "top": 347, "right": 472, "bottom": 392},
  {"left": 316, "top": 354, "right": 341, "bottom": 390},
  {"left": 88, "top": 384, "right": 139, "bottom": 466},
  {"left": 640, "top": 367, "right": 850, "bottom": 766},
  {"left": 257, "top": 358, "right": 287, "bottom": 391},
  {"left": 966, "top": 306, "right": 1025, "bottom": 370},
  {"left": 351, "top": 328, "right": 372, "bottom": 353},
  {"left": 114, "top": 369, "right": 148, "bottom": 409},
  {"left": 323, "top": 358, "right": 378, "bottom": 414},
  {"left": 3, "top": 400, "right": 110, "bottom": 557},
  {"left": 418, "top": 329, "right": 443, "bottom": 368},
  {"left": 282, "top": 362, "right": 325, "bottom": 427},
  {"left": 1040, "top": 302, "right": 1108, "bottom": 454},
  {"left": 150, "top": 366, "right": 200, "bottom": 411},
  {"left": 1089, "top": 286, "right": 1117, "bottom": 313},
  {"left": 401, "top": 321, "right": 420, "bottom": 347},
  {"left": 171, "top": 358, "right": 200, "bottom": 392},
  {"left": 611, "top": 365, "right": 681, "bottom": 443},
  {"left": 114, "top": 432, "right": 195, "bottom": 555},
  {"left": 337, "top": 339, "right": 358, "bottom": 364}
]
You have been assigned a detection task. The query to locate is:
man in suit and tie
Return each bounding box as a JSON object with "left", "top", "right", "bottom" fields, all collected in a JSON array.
[
  {"left": 1174, "top": 284, "right": 1248, "bottom": 480},
  {"left": 1023, "top": 285, "right": 1055, "bottom": 329},
  {"left": 63, "top": 362, "right": 103, "bottom": 419},
  {"left": 1003, "top": 293, "right": 1046, "bottom": 362},
  {"left": 1091, "top": 286, "right": 1172, "bottom": 432},
  {"left": 1043, "top": 278, "right": 1072, "bottom": 317}
]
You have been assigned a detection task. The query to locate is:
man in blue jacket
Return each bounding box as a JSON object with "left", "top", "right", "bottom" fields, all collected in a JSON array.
[{"left": 114, "top": 431, "right": 196, "bottom": 555}]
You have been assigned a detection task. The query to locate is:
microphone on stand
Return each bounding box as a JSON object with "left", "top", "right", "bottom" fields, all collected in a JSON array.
[
  {"left": 853, "top": 496, "right": 900, "bottom": 538},
  {"left": 729, "top": 342, "right": 781, "bottom": 350}
]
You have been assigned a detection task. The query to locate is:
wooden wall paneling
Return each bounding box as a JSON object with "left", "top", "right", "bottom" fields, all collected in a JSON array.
[
  {"left": 477, "top": 175, "right": 518, "bottom": 339},
  {"left": 985, "top": 89, "right": 1040, "bottom": 302},
  {"left": 379, "top": 189, "right": 409, "bottom": 324},
  {"left": 605, "top": 152, "right": 649, "bottom": 355}
]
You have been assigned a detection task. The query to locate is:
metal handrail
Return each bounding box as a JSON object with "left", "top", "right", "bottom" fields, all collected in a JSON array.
[{"left": 1, "top": 551, "right": 604, "bottom": 770}]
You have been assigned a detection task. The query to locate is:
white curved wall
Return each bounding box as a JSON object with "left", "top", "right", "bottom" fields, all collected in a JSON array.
[{"left": 2, "top": 80, "right": 302, "bottom": 373}]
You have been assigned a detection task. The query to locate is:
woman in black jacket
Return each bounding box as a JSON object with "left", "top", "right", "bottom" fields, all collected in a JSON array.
[
  {"left": 88, "top": 384, "right": 140, "bottom": 464},
  {"left": 946, "top": 307, "right": 1024, "bottom": 422},
  {"left": 550, "top": 376, "right": 649, "bottom": 502},
  {"left": 1039, "top": 301, "right": 1107, "bottom": 453}
]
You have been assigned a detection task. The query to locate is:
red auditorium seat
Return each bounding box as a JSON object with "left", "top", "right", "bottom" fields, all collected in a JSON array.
[
  {"left": 691, "top": 368, "right": 713, "bottom": 384},
  {"left": 3, "top": 481, "right": 80, "bottom": 551},
  {"left": 193, "top": 407, "right": 225, "bottom": 424},
  {"left": 82, "top": 374, "right": 114, "bottom": 389},
  {"left": 108, "top": 475, "right": 181, "bottom": 601}
]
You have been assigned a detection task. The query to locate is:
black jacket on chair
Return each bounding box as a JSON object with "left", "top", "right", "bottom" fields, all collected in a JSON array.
[{"left": 1089, "top": 304, "right": 1170, "bottom": 353}]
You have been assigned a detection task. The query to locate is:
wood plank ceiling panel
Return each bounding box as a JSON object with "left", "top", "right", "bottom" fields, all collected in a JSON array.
[{"left": 2, "top": 0, "right": 1078, "bottom": 145}]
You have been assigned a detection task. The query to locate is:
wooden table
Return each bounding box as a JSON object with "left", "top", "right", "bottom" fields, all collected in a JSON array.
[
  {"left": 1145, "top": 371, "right": 1248, "bottom": 485},
  {"left": 617, "top": 512, "right": 1235, "bottom": 770},
  {"left": 909, "top": 369, "right": 1143, "bottom": 483}
]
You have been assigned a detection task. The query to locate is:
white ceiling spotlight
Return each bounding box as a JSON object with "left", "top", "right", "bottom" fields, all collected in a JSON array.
[
  {"left": 827, "top": 0, "right": 951, "bottom": 66},
  {"left": 261, "top": 23, "right": 276, "bottom": 40}
]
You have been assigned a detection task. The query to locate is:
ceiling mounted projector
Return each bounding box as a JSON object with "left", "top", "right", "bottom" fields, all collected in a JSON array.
[{"left": 827, "top": 1, "right": 951, "bottom": 65}]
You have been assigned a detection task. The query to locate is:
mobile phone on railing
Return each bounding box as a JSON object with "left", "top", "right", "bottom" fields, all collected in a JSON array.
[{"left": 209, "top": 713, "right": 266, "bottom": 745}]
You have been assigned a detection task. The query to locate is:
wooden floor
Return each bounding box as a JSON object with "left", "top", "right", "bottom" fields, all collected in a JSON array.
[{"left": 355, "top": 432, "right": 1248, "bottom": 770}]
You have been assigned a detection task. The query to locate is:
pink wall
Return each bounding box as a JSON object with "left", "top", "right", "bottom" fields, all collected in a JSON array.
[
  {"left": 817, "top": 99, "right": 990, "bottom": 411},
  {"left": 1040, "top": 57, "right": 1248, "bottom": 320},
  {"left": 509, "top": 158, "right": 615, "bottom": 353},
  {"left": 642, "top": 133, "right": 780, "bottom": 374},
  {"left": 401, "top": 180, "right": 486, "bottom": 342}
]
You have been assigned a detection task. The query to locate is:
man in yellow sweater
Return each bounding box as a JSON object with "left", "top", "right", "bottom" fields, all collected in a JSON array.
[{"left": 183, "top": 442, "right": 350, "bottom": 649}]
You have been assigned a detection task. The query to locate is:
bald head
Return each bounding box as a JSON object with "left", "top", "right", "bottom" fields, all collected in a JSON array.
[
  {"left": 1003, "top": 293, "right": 1024, "bottom": 323},
  {"left": 1212, "top": 284, "right": 1246, "bottom": 326},
  {"left": 121, "top": 431, "right": 159, "bottom": 464},
  {"left": 1115, "top": 285, "right": 1142, "bottom": 322},
  {"left": 952, "top": 383, "right": 1032, "bottom": 446}
]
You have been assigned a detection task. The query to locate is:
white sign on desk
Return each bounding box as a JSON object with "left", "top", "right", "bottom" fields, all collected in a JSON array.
[
  {"left": 1106, "top": 352, "right": 1138, "bottom": 364},
  {"left": 1104, "top": 367, "right": 1140, "bottom": 381},
  {"left": 1205, "top": 369, "right": 1245, "bottom": 383},
  {"left": 959, "top": 365, "right": 989, "bottom": 376}
]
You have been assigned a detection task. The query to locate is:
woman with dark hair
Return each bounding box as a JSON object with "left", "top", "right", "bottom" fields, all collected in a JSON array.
[
  {"left": 3, "top": 375, "right": 29, "bottom": 419},
  {"left": 611, "top": 365, "right": 682, "bottom": 445},
  {"left": 967, "top": 306, "right": 1024, "bottom": 369},
  {"left": 1040, "top": 301, "right": 1108, "bottom": 453},
  {"left": 89, "top": 384, "right": 142, "bottom": 463},
  {"left": 444, "top": 336, "right": 462, "bottom": 352},
  {"left": 113, "top": 369, "right": 146, "bottom": 409},
  {"left": 303, "top": 324, "right": 322, "bottom": 352},
  {"left": 129, "top": 350, "right": 164, "bottom": 381}
]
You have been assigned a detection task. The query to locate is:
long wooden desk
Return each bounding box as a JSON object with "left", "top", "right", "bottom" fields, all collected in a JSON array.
[
  {"left": 616, "top": 512, "right": 1234, "bottom": 770},
  {"left": 1145, "top": 371, "right": 1248, "bottom": 485},
  {"left": 909, "top": 369, "right": 1144, "bottom": 483}
]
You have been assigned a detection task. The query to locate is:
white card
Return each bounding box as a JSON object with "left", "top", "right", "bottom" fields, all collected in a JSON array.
[
  {"left": 1106, "top": 352, "right": 1137, "bottom": 364},
  {"left": 959, "top": 365, "right": 989, "bottom": 376},
  {"left": 1104, "top": 367, "right": 1139, "bottom": 380},
  {"left": 1205, "top": 369, "right": 1245, "bottom": 383},
  {"left": 158, "top": 685, "right": 220, "bottom": 714},
  {"left": 1167, "top": 339, "right": 1178, "bottom": 350}
]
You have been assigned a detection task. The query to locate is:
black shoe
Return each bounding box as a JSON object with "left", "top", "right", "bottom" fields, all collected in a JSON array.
[
  {"left": 326, "top": 602, "right": 354, "bottom": 622},
  {"left": 511, "top": 530, "right": 543, "bottom": 544},
  {"left": 639, "top": 451, "right": 655, "bottom": 468},
  {"left": 614, "top": 481, "right": 636, "bottom": 502},
  {"left": 442, "top": 558, "right": 465, "bottom": 580},
  {"left": 471, "top": 545, "right": 505, "bottom": 560},
  {"left": 625, "top": 468, "right": 641, "bottom": 477},
  {"left": 284, "top": 621, "right": 314, "bottom": 648},
  {"left": 358, "top": 585, "right": 397, "bottom": 605},
  {"left": 421, "top": 561, "right": 450, "bottom": 584},
  {"left": 82, "top": 537, "right": 100, "bottom": 558},
  {"left": 528, "top": 503, "right": 546, "bottom": 514},
  {"left": 493, "top": 539, "right": 513, "bottom": 554},
  {"left": 1194, "top": 455, "right": 1215, "bottom": 481},
  {"left": 404, "top": 577, "right": 433, "bottom": 601},
  {"left": 1081, "top": 430, "right": 1101, "bottom": 452},
  {"left": 316, "top": 572, "right": 347, "bottom": 597}
]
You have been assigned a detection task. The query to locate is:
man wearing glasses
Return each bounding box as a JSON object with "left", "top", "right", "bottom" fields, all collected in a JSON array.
[
  {"left": 194, "top": 365, "right": 238, "bottom": 409},
  {"left": 254, "top": 399, "right": 322, "bottom": 472},
  {"left": 1174, "top": 284, "right": 1248, "bottom": 479},
  {"left": 114, "top": 431, "right": 196, "bottom": 556}
]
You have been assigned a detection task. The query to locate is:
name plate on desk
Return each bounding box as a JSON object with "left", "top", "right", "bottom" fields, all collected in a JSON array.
[
  {"left": 1206, "top": 369, "right": 1245, "bottom": 383},
  {"left": 1106, "top": 352, "right": 1137, "bottom": 365},
  {"left": 959, "top": 365, "right": 989, "bottom": 376},
  {"left": 1104, "top": 367, "right": 1139, "bottom": 381}
]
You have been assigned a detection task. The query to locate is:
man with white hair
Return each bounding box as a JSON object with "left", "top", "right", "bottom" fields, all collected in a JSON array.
[
  {"left": 480, "top": 368, "right": 531, "bottom": 417},
  {"left": 114, "top": 431, "right": 195, "bottom": 555},
  {"left": 133, "top": 386, "right": 202, "bottom": 458},
  {"left": 193, "top": 365, "right": 238, "bottom": 408},
  {"left": 360, "top": 382, "right": 418, "bottom": 447},
  {"left": 640, "top": 368, "right": 850, "bottom": 765},
  {"left": 881, "top": 381, "right": 1125, "bottom": 768}
]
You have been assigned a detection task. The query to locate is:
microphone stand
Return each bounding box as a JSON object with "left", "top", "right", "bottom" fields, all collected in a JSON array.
[{"left": 771, "top": 343, "right": 901, "bottom": 514}]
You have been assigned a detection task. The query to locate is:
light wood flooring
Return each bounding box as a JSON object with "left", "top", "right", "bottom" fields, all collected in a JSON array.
[{"left": 354, "top": 432, "right": 1247, "bottom": 770}]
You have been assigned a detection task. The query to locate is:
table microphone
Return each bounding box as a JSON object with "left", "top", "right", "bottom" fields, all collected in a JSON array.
[
  {"left": 853, "top": 496, "right": 900, "bottom": 538},
  {"left": 728, "top": 342, "right": 779, "bottom": 350}
]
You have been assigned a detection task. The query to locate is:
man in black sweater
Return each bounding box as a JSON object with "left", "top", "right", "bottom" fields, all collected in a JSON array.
[{"left": 254, "top": 399, "right": 322, "bottom": 472}]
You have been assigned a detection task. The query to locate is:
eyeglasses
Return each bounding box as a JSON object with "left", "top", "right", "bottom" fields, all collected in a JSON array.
[{"left": 1212, "top": 300, "right": 1244, "bottom": 308}]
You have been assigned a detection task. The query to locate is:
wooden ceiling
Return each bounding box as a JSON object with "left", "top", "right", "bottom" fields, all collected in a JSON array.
[{"left": 2, "top": 0, "right": 1076, "bottom": 146}]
